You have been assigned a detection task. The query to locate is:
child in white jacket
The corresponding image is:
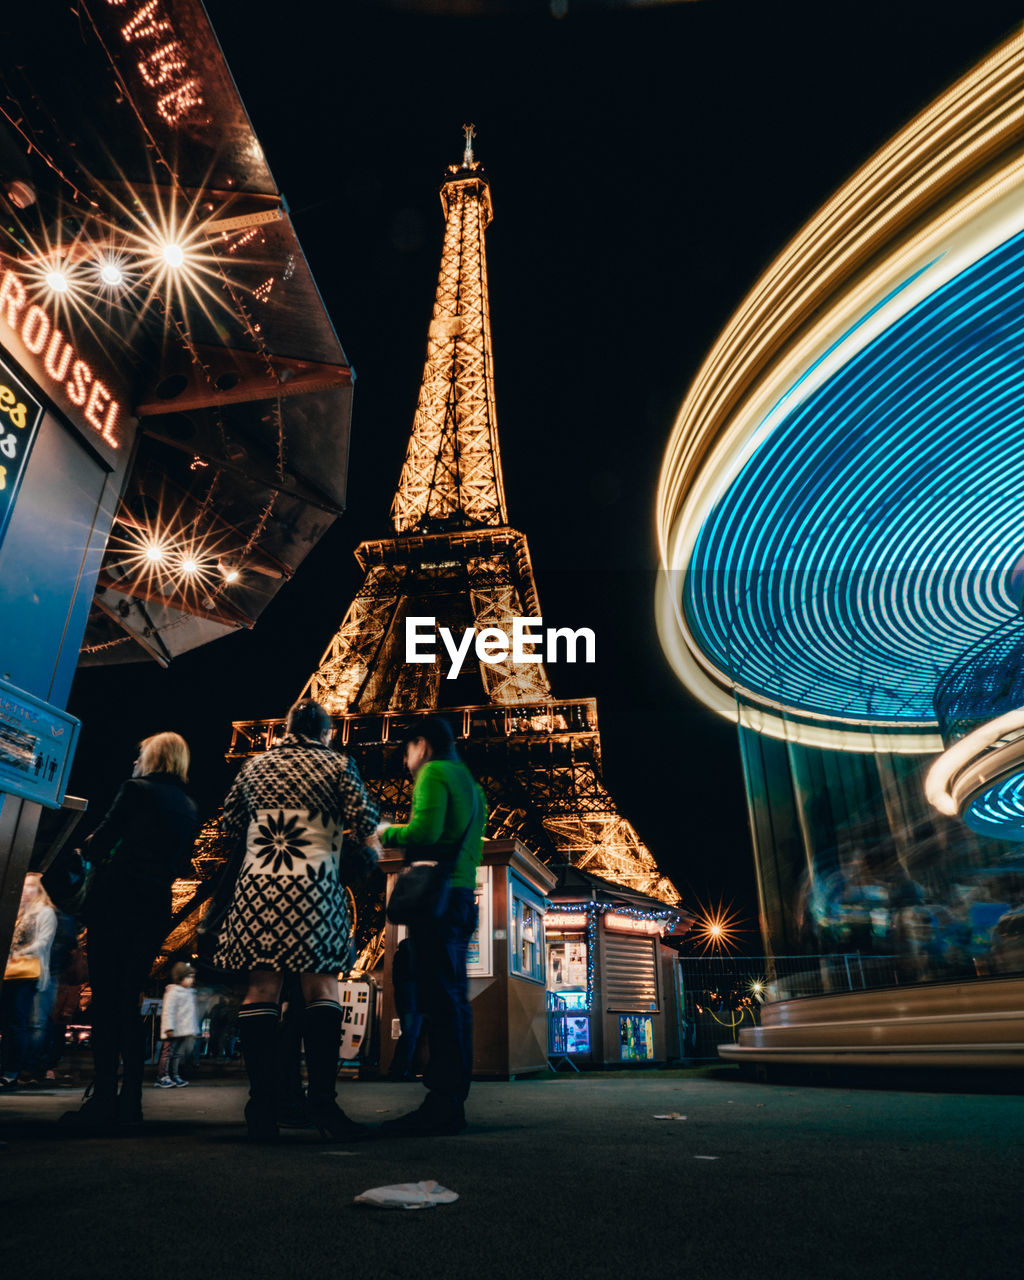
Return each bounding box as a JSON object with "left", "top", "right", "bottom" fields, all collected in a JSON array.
[{"left": 156, "top": 963, "right": 199, "bottom": 1088}]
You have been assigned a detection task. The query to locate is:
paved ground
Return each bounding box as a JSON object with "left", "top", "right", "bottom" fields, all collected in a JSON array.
[{"left": 1, "top": 1069, "right": 1021, "bottom": 1279}]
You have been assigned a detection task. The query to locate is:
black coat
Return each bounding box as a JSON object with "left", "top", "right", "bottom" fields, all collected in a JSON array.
[{"left": 83, "top": 773, "right": 200, "bottom": 924}]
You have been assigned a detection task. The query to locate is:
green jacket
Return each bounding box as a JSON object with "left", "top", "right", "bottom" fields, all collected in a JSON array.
[{"left": 380, "top": 759, "right": 487, "bottom": 890}]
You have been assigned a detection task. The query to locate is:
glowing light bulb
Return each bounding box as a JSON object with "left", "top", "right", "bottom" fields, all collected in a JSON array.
[
  {"left": 691, "top": 900, "right": 744, "bottom": 955},
  {"left": 99, "top": 261, "right": 124, "bottom": 287},
  {"left": 45, "top": 268, "right": 70, "bottom": 294},
  {"left": 144, "top": 543, "right": 166, "bottom": 565},
  {"left": 162, "top": 242, "right": 185, "bottom": 269},
  {"left": 223, "top": 566, "right": 239, "bottom": 583},
  {"left": 180, "top": 556, "right": 200, "bottom": 575}
]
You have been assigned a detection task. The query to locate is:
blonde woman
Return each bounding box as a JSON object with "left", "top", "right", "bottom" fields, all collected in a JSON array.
[
  {"left": 1, "top": 873, "right": 57, "bottom": 1089},
  {"left": 62, "top": 732, "right": 199, "bottom": 1132}
]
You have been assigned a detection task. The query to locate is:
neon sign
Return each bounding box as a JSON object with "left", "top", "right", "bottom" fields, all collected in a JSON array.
[
  {"left": 544, "top": 912, "right": 588, "bottom": 930},
  {"left": 105, "top": 0, "right": 206, "bottom": 127},
  {"left": 0, "top": 267, "right": 122, "bottom": 449},
  {"left": 604, "top": 912, "right": 665, "bottom": 936}
]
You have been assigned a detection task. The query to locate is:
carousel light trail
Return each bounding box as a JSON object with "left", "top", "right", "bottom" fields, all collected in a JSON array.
[
  {"left": 684, "top": 227, "right": 1024, "bottom": 731},
  {"left": 656, "top": 31, "right": 1024, "bottom": 752}
]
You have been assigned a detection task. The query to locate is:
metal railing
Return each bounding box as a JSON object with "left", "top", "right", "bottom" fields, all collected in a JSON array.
[
  {"left": 676, "top": 953, "right": 903, "bottom": 1061},
  {"left": 228, "top": 697, "right": 601, "bottom": 757}
]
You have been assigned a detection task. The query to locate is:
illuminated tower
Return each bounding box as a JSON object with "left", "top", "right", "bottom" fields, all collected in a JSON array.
[
  {"left": 162, "top": 131, "right": 679, "bottom": 965},
  {"left": 291, "top": 128, "right": 677, "bottom": 907}
]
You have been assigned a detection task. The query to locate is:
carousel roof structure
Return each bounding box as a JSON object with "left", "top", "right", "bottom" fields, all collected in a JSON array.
[
  {"left": 2, "top": 2, "right": 354, "bottom": 665},
  {"left": 656, "top": 29, "right": 1024, "bottom": 757}
]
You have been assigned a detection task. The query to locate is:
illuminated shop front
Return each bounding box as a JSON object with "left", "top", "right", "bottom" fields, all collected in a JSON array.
[
  {"left": 656, "top": 32, "right": 1024, "bottom": 1068},
  {"left": 379, "top": 840, "right": 558, "bottom": 1080},
  {"left": 545, "top": 867, "right": 689, "bottom": 1068},
  {"left": 376, "top": 852, "right": 689, "bottom": 1076},
  {"left": 0, "top": 2, "right": 355, "bottom": 957}
]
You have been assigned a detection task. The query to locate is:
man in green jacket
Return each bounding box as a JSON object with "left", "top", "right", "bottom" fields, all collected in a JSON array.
[{"left": 378, "top": 715, "right": 486, "bottom": 1136}]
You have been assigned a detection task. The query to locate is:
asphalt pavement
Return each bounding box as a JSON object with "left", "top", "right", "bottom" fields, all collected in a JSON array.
[{"left": 1, "top": 1069, "right": 1021, "bottom": 1279}]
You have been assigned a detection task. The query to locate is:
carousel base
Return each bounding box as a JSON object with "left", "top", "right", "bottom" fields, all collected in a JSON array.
[{"left": 718, "top": 975, "right": 1024, "bottom": 1070}]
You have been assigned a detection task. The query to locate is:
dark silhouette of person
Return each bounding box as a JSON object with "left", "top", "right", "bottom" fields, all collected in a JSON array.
[{"left": 388, "top": 938, "right": 422, "bottom": 1082}]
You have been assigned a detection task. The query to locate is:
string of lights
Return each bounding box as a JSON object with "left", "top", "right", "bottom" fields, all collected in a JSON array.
[
  {"left": 0, "top": 100, "right": 97, "bottom": 208},
  {"left": 707, "top": 1006, "right": 753, "bottom": 1030},
  {"left": 79, "top": 635, "right": 133, "bottom": 655}
]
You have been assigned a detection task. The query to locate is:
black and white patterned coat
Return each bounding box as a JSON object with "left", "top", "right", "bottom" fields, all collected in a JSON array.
[{"left": 214, "top": 733, "right": 379, "bottom": 974}]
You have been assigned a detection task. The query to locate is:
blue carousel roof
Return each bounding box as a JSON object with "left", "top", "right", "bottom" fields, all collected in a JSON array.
[{"left": 684, "top": 226, "right": 1024, "bottom": 732}]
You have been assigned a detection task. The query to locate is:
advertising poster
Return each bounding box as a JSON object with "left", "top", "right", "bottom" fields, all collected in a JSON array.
[
  {"left": 337, "top": 982, "right": 370, "bottom": 1060},
  {"left": 466, "top": 864, "right": 492, "bottom": 978},
  {"left": 0, "top": 354, "right": 44, "bottom": 551},
  {"left": 619, "top": 1015, "right": 655, "bottom": 1063},
  {"left": 547, "top": 941, "right": 588, "bottom": 991}
]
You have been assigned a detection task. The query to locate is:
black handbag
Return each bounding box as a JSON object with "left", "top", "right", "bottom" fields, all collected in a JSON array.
[
  {"left": 42, "top": 834, "right": 120, "bottom": 916},
  {"left": 386, "top": 791, "right": 479, "bottom": 928},
  {"left": 41, "top": 845, "right": 94, "bottom": 915}
]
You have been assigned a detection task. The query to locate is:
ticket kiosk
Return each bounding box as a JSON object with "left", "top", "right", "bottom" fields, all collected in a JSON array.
[
  {"left": 545, "top": 866, "right": 689, "bottom": 1068},
  {"left": 379, "top": 839, "right": 555, "bottom": 1079}
]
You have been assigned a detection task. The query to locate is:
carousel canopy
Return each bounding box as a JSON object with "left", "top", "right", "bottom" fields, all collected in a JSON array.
[{"left": 2, "top": 1, "right": 354, "bottom": 665}]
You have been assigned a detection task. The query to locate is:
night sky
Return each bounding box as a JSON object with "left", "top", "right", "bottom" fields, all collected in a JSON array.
[{"left": 66, "top": 0, "right": 1024, "bottom": 948}]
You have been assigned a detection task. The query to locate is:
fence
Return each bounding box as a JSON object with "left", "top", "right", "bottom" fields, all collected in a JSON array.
[{"left": 676, "top": 953, "right": 903, "bottom": 1061}]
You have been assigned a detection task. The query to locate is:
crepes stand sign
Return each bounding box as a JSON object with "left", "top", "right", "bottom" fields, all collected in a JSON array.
[{"left": 0, "top": 352, "right": 44, "bottom": 552}]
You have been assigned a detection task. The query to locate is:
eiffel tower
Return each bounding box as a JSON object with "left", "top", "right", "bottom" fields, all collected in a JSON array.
[{"left": 168, "top": 128, "right": 679, "bottom": 966}]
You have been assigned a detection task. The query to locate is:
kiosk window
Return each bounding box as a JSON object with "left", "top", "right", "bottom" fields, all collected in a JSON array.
[
  {"left": 510, "top": 894, "right": 545, "bottom": 983},
  {"left": 547, "top": 939, "right": 587, "bottom": 990}
]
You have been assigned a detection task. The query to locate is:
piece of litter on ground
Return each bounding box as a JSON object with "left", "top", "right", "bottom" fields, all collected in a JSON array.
[
  {"left": 321, "top": 1151, "right": 361, "bottom": 1156},
  {"left": 693, "top": 1156, "right": 719, "bottom": 1161},
  {"left": 374, "top": 1109, "right": 391, "bottom": 1114},
  {"left": 653, "top": 1113, "right": 687, "bottom": 1120},
  {"left": 354, "top": 1180, "right": 459, "bottom": 1210}
]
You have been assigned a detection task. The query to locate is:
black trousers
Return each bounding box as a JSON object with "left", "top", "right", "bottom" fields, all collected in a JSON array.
[
  {"left": 409, "top": 887, "right": 477, "bottom": 1103},
  {"left": 87, "top": 911, "right": 168, "bottom": 1104}
]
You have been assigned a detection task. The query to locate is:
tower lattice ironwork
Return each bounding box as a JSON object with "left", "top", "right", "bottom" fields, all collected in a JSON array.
[
  {"left": 168, "top": 131, "right": 679, "bottom": 966},
  {"left": 301, "top": 129, "right": 677, "bottom": 904}
]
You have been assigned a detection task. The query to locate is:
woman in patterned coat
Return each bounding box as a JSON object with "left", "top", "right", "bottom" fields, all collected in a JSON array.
[{"left": 214, "top": 698, "right": 379, "bottom": 1142}]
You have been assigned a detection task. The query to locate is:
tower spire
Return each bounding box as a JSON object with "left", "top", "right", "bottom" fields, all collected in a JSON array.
[{"left": 389, "top": 129, "right": 507, "bottom": 534}]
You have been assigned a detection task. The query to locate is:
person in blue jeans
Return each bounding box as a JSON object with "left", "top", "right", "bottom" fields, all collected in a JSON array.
[
  {"left": 378, "top": 716, "right": 486, "bottom": 1136},
  {"left": 388, "top": 938, "right": 423, "bottom": 1081}
]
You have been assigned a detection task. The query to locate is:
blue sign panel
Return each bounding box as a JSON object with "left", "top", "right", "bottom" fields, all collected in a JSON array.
[
  {"left": 0, "top": 351, "right": 45, "bottom": 551},
  {"left": 0, "top": 677, "right": 80, "bottom": 808}
]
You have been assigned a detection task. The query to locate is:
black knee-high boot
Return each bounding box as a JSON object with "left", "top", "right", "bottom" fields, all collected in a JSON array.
[
  {"left": 302, "top": 1000, "right": 372, "bottom": 1142},
  {"left": 237, "top": 1002, "right": 279, "bottom": 1141}
]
